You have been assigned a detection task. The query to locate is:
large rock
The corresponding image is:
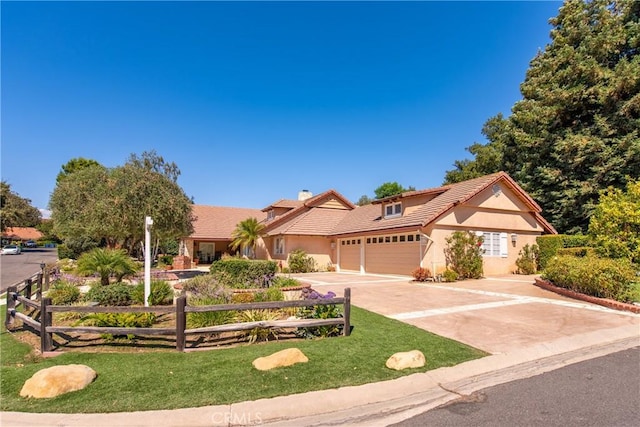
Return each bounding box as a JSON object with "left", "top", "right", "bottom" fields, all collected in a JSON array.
[
  {"left": 252, "top": 348, "right": 309, "bottom": 371},
  {"left": 385, "top": 350, "right": 426, "bottom": 371},
  {"left": 20, "top": 364, "right": 97, "bottom": 398}
]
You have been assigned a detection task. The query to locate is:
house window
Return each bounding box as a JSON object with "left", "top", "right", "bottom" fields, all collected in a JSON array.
[
  {"left": 385, "top": 236, "right": 390, "bottom": 243},
  {"left": 392, "top": 236, "right": 398, "bottom": 243},
  {"left": 372, "top": 237, "right": 377, "bottom": 243},
  {"left": 384, "top": 202, "right": 402, "bottom": 218},
  {"left": 400, "top": 235, "right": 406, "bottom": 242},
  {"left": 341, "top": 240, "right": 345, "bottom": 246},
  {"left": 478, "top": 232, "right": 508, "bottom": 257},
  {"left": 274, "top": 237, "right": 284, "bottom": 255},
  {"left": 408, "top": 235, "right": 414, "bottom": 242},
  {"left": 366, "top": 238, "right": 371, "bottom": 244},
  {"left": 267, "top": 210, "right": 275, "bottom": 220}
]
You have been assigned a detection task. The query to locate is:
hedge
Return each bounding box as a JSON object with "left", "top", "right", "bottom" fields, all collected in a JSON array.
[
  {"left": 542, "top": 255, "right": 637, "bottom": 302},
  {"left": 537, "top": 234, "right": 593, "bottom": 269},
  {"left": 209, "top": 258, "right": 278, "bottom": 288}
]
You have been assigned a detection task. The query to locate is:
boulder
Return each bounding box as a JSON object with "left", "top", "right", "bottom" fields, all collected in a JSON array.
[
  {"left": 385, "top": 350, "right": 426, "bottom": 371},
  {"left": 20, "top": 364, "right": 97, "bottom": 398},
  {"left": 252, "top": 348, "right": 309, "bottom": 371}
]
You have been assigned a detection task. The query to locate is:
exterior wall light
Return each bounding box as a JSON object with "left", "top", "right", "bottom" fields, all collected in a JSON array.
[{"left": 511, "top": 233, "right": 518, "bottom": 244}]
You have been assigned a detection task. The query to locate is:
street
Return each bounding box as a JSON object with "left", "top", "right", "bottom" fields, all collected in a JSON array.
[
  {"left": 391, "top": 346, "right": 640, "bottom": 427},
  {"left": 0, "top": 247, "right": 58, "bottom": 292}
]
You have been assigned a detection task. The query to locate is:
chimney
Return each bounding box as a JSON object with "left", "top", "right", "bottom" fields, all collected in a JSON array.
[{"left": 298, "top": 189, "right": 313, "bottom": 201}]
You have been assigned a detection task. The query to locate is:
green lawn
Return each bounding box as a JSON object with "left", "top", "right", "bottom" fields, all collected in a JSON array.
[{"left": 0, "top": 306, "right": 486, "bottom": 413}]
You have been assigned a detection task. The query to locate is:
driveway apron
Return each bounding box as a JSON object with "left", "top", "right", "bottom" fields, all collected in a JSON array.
[{"left": 292, "top": 272, "right": 640, "bottom": 354}]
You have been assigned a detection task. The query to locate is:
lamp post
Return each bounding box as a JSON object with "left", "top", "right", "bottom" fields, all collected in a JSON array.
[{"left": 144, "top": 216, "right": 153, "bottom": 307}]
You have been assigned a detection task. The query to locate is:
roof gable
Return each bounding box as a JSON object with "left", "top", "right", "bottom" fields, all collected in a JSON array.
[
  {"left": 330, "top": 172, "right": 556, "bottom": 235},
  {"left": 264, "top": 189, "right": 356, "bottom": 235}
]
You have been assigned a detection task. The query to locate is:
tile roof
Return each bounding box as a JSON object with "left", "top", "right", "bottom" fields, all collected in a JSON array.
[
  {"left": 266, "top": 208, "right": 351, "bottom": 236},
  {"left": 330, "top": 172, "right": 556, "bottom": 236},
  {"left": 261, "top": 199, "right": 304, "bottom": 211},
  {"left": 1, "top": 227, "right": 44, "bottom": 240},
  {"left": 190, "top": 205, "right": 266, "bottom": 240}
]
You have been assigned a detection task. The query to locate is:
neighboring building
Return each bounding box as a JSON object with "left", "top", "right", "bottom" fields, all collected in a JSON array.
[
  {"left": 180, "top": 172, "right": 556, "bottom": 275},
  {"left": 1, "top": 227, "right": 44, "bottom": 245}
]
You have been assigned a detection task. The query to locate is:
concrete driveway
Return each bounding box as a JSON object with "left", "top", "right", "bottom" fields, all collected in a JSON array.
[{"left": 291, "top": 272, "right": 640, "bottom": 354}]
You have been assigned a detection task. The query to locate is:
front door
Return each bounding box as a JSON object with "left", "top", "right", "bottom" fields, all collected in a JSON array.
[{"left": 199, "top": 243, "right": 215, "bottom": 264}]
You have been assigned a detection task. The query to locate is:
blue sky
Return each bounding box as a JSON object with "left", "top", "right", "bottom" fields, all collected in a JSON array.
[{"left": 1, "top": 1, "right": 562, "bottom": 214}]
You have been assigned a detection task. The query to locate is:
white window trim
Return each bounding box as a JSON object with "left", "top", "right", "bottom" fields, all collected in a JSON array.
[
  {"left": 267, "top": 210, "right": 275, "bottom": 220},
  {"left": 477, "top": 231, "right": 508, "bottom": 258},
  {"left": 384, "top": 202, "right": 402, "bottom": 218}
]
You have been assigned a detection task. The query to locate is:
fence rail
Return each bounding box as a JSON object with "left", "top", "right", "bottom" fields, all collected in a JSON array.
[{"left": 5, "top": 276, "right": 351, "bottom": 352}]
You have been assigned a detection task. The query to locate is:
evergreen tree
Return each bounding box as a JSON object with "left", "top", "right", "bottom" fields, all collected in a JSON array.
[{"left": 445, "top": 0, "right": 640, "bottom": 233}]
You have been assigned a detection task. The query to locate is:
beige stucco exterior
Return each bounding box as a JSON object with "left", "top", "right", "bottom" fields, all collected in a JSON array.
[{"left": 182, "top": 172, "right": 555, "bottom": 276}]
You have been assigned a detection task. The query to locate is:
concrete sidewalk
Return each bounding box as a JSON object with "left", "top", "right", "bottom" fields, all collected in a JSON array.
[{"left": 2, "top": 273, "right": 639, "bottom": 426}]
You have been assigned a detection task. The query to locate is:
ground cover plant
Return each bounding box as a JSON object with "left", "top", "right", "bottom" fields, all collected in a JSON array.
[{"left": 0, "top": 305, "right": 486, "bottom": 413}]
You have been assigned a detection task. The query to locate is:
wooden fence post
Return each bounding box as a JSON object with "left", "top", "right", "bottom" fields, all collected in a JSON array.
[
  {"left": 40, "top": 297, "right": 53, "bottom": 352},
  {"left": 36, "top": 273, "right": 43, "bottom": 301},
  {"left": 4, "top": 286, "right": 17, "bottom": 328},
  {"left": 176, "top": 296, "right": 186, "bottom": 352},
  {"left": 343, "top": 287, "right": 351, "bottom": 337},
  {"left": 24, "top": 279, "right": 33, "bottom": 300},
  {"left": 44, "top": 268, "right": 50, "bottom": 292}
]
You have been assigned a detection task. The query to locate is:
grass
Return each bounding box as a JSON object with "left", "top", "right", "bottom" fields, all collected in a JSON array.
[{"left": 0, "top": 305, "right": 486, "bottom": 413}]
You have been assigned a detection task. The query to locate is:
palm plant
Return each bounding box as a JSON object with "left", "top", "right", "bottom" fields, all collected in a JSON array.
[
  {"left": 76, "top": 248, "right": 139, "bottom": 286},
  {"left": 230, "top": 217, "right": 265, "bottom": 259}
]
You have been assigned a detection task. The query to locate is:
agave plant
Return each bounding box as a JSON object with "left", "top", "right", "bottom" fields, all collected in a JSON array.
[{"left": 76, "top": 248, "right": 139, "bottom": 286}]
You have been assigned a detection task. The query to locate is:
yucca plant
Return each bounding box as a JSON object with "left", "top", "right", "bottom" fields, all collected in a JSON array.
[{"left": 76, "top": 248, "right": 139, "bottom": 286}]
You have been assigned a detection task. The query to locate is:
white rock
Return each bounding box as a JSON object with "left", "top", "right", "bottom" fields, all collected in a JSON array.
[{"left": 252, "top": 348, "right": 309, "bottom": 371}]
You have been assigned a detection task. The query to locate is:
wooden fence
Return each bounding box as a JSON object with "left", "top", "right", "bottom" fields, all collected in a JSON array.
[{"left": 4, "top": 279, "right": 351, "bottom": 352}]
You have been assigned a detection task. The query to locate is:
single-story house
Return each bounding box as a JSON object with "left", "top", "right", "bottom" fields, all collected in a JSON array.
[
  {"left": 180, "top": 172, "right": 556, "bottom": 275},
  {"left": 1, "top": 227, "right": 44, "bottom": 245}
]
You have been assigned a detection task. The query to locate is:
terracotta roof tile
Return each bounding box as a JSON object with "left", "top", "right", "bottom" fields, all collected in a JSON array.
[
  {"left": 1, "top": 227, "right": 44, "bottom": 240},
  {"left": 190, "top": 205, "right": 266, "bottom": 240},
  {"left": 330, "top": 172, "right": 555, "bottom": 236},
  {"left": 261, "top": 199, "right": 304, "bottom": 211},
  {"left": 267, "top": 208, "right": 351, "bottom": 236}
]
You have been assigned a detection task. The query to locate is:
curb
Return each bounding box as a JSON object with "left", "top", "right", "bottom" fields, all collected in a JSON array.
[{"left": 534, "top": 278, "right": 640, "bottom": 314}]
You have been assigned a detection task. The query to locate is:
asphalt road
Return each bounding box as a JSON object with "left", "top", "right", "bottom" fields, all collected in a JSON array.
[
  {"left": 391, "top": 346, "right": 640, "bottom": 427},
  {"left": 0, "top": 247, "right": 58, "bottom": 292}
]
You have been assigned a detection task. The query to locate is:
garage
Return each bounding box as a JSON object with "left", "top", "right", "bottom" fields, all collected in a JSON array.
[
  {"left": 338, "top": 238, "right": 361, "bottom": 272},
  {"left": 364, "top": 234, "right": 421, "bottom": 276}
]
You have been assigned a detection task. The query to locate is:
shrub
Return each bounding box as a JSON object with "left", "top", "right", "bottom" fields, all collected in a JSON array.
[
  {"left": 536, "top": 235, "right": 564, "bottom": 270},
  {"left": 78, "top": 312, "right": 156, "bottom": 328},
  {"left": 271, "top": 276, "right": 302, "bottom": 288},
  {"left": 556, "top": 247, "right": 595, "bottom": 257},
  {"left": 542, "top": 255, "right": 637, "bottom": 302},
  {"left": 47, "top": 281, "right": 81, "bottom": 305},
  {"left": 85, "top": 283, "right": 133, "bottom": 306},
  {"left": 297, "top": 289, "right": 343, "bottom": 338},
  {"left": 236, "top": 310, "right": 282, "bottom": 344},
  {"left": 442, "top": 269, "right": 458, "bottom": 282},
  {"left": 158, "top": 254, "right": 174, "bottom": 266},
  {"left": 57, "top": 237, "right": 99, "bottom": 260},
  {"left": 444, "top": 231, "right": 483, "bottom": 279},
  {"left": 231, "top": 292, "right": 255, "bottom": 304},
  {"left": 209, "top": 259, "right": 277, "bottom": 288},
  {"left": 287, "top": 249, "right": 317, "bottom": 273},
  {"left": 186, "top": 296, "right": 236, "bottom": 329},
  {"left": 411, "top": 267, "right": 432, "bottom": 282},
  {"left": 131, "top": 280, "right": 174, "bottom": 306},
  {"left": 77, "top": 248, "right": 139, "bottom": 286},
  {"left": 254, "top": 287, "right": 284, "bottom": 302},
  {"left": 515, "top": 244, "right": 539, "bottom": 274},
  {"left": 182, "top": 274, "right": 231, "bottom": 301}
]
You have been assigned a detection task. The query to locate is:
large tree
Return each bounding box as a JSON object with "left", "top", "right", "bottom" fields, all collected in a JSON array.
[
  {"left": 444, "top": 0, "right": 640, "bottom": 233},
  {"left": 56, "top": 157, "right": 102, "bottom": 184},
  {"left": 374, "top": 182, "right": 415, "bottom": 199},
  {"left": 49, "top": 154, "right": 194, "bottom": 255},
  {"left": 0, "top": 181, "right": 42, "bottom": 232}
]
